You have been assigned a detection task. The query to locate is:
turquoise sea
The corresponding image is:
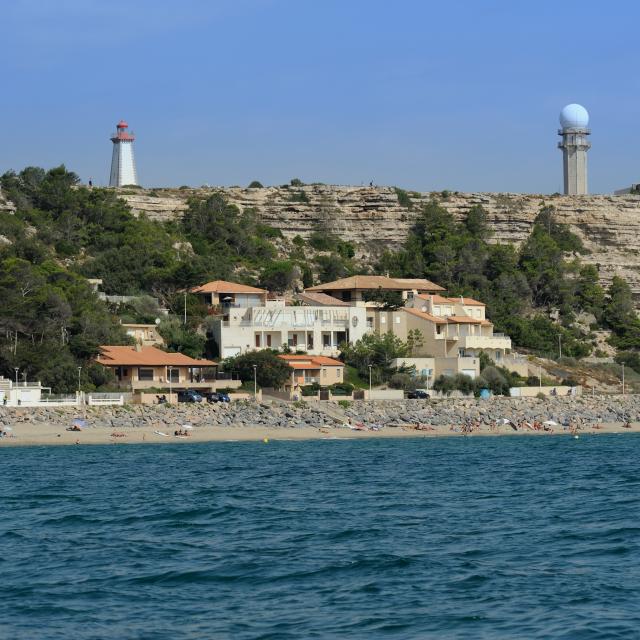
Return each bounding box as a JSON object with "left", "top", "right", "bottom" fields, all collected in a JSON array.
[{"left": 1, "top": 435, "right": 640, "bottom": 639}]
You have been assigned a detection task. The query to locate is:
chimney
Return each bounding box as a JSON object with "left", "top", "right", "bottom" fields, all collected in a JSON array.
[{"left": 134, "top": 343, "right": 142, "bottom": 352}]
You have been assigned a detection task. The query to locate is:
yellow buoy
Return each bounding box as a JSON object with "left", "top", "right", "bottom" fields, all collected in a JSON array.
[{"left": 263, "top": 437, "right": 269, "bottom": 443}]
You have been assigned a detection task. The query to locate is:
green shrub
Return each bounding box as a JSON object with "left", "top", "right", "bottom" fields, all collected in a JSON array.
[
  {"left": 432, "top": 375, "right": 456, "bottom": 396},
  {"left": 301, "top": 383, "right": 320, "bottom": 396},
  {"left": 248, "top": 180, "right": 263, "bottom": 188},
  {"left": 288, "top": 191, "right": 309, "bottom": 203},
  {"left": 330, "top": 382, "right": 354, "bottom": 396},
  {"left": 394, "top": 187, "right": 413, "bottom": 209},
  {"left": 337, "top": 399, "right": 351, "bottom": 409},
  {"left": 388, "top": 372, "right": 414, "bottom": 391},
  {"left": 308, "top": 231, "right": 337, "bottom": 251}
]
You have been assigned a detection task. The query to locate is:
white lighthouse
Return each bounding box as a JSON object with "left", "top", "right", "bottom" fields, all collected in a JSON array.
[{"left": 109, "top": 120, "right": 138, "bottom": 187}]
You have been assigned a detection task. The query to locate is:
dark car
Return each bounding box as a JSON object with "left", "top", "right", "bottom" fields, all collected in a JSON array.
[
  {"left": 177, "top": 389, "right": 203, "bottom": 403},
  {"left": 205, "top": 392, "right": 231, "bottom": 403},
  {"left": 406, "top": 389, "right": 430, "bottom": 399}
]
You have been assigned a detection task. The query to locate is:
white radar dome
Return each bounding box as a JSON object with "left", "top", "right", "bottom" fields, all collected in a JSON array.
[{"left": 560, "top": 104, "right": 589, "bottom": 129}]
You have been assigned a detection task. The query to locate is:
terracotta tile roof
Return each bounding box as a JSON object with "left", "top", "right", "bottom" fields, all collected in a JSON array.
[
  {"left": 447, "top": 296, "right": 485, "bottom": 306},
  {"left": 417, "top": 293, "right": 486, "bottom": 306},
  {"left": 192, "top": 280, "right": 266, "bottom": 294},
  {"left": 426, "top": 294, "right": 455, "bottom": 304},
  {"left": 97, "top": 346, "right": 217, "bottom": 367},
  {"left": 279, "top": 355, "right": 344, "bottom": 367},
  {"left": 404, "top": 307, "right": 447, "bottom": 324},
  {"left": 296, "top": 292, "right": 350, "bottom": 307},
  {"left": 393, "top": 278, "right": 445, "bottom": 292},
  {"left": 446, "top": 316, "right": 492, "bottom": 325},
  {"left": 306, "top": 275, "right": 443, "bottom": 292},
  {"left": 287, "top": 362, "right": 319, "bottom": 370}
]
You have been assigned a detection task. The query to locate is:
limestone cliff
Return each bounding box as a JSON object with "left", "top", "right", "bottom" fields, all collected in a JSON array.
[
  {"left": 0, "top": 188, "right": 16, "bottom": 215},
  {"left": 117, "top": 185, "right": 640, "bottom": 294}
]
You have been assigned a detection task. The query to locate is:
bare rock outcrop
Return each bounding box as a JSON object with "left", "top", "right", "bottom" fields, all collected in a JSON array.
[{"left": 118, "top": 186, "right": 640, "bottom": 293}]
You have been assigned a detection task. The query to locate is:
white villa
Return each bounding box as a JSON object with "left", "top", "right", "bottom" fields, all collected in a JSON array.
[{"left": 211, "top": 298, "right": 369, "bottom": 358}]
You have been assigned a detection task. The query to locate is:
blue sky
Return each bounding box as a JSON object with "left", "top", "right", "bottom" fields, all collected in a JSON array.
[{"left": 2, "top": 0, "right": 639, "bottom": 193}]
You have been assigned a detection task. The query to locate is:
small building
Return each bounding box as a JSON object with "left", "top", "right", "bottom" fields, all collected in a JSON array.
[
  {"left": 390, "top": 356, "right": 480, "bottom": 383},
  {"left": 306, "top": 275, "right": 444, "bottom": 303},
  {"left": 96, "top": 345, "right": 217, "bottom": 392},
  {"left": 278, "top": 355, "right": 345, "bottom": 390},
  {"left": 0, "top": 377, "right": 47, "bottom": 406},
  {"left": 192, "top": 280, "right": 267, "bottom": 310},
  {"left": 121, "top": 323, "right": 165, "bottom": 347}
]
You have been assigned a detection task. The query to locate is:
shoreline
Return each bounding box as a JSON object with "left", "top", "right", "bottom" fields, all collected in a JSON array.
[
  {"left": 2, "top": 421, "right": 639, "bottom": 448},
  {"left": 3, "top": 396, "right": 640, "bottom": 448}
]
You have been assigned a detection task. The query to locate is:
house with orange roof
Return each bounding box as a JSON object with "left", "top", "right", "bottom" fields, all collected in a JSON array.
[
  {"left": 192, "top": 280, "right": 267, "bottom": 310},
  {"left": 96, "top": 345, "right": 218, "bottom": 392},
  {"left": 306, "top": 275, "right": 444, "bottom": 304},
  {"left": 407, "top": 294, "right": 511, "bottom": 360},
  {"left": 278, "top": 355, "right": 344, "bottom": 390}
]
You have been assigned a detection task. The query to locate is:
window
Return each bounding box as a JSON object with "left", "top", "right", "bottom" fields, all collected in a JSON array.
[
  {"left": 168, "top": 368, "right": 179, "bottom": 382},
  {"left": 394, "top": 316, "right": 400, "bottom": 324},
  {"left": 323, "top": 334, "right": 331, "bottom": 347},
  {"left": 266, "top": 334, "right": 272, "bottom": 347},
  {"left": 138, "top": 368, "right": 154, "bottom": 381},
  {"left": 255, "top": 334, "right": 261, "bottom": 348},
  {"left": 307, "top": 335, "right": 314, "bottom": 349},
  {"left": 381, "top": 316, "right": 386, "bottom": 324}
]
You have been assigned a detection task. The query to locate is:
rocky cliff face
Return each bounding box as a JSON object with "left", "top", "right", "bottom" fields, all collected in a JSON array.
[
  {"left": 118, "top": 185, "right": 640, "bottom": 294},
  {"left": 0, "top": 188, "right": 16, "bottom": 215}
]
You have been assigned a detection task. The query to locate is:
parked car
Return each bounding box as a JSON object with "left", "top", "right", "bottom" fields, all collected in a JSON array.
[
  {"left": 205, "top": 392, "right": 231, "bottom": 403},
  {"left": 177, "top": 389, "right": 203, "bottom": 403},
  {"left": 406, "top": 389, "right": 430, "bottom": 399}
]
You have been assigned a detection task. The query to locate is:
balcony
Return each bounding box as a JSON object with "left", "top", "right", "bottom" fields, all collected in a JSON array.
[
  {"left": 458, "top": 334, "right": 512, "bottom": 350},
  {"left": 130, "top": 380, "right": 217, "bottom": 391}
]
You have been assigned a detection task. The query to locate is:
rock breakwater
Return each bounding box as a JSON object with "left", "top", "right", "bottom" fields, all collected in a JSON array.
[{"left": 2, "top": 395, "right": 639, "bottom": 432}]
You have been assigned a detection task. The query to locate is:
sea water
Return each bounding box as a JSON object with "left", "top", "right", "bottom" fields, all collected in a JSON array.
[{"left": 1, "top": 435, "right": 639, "bottom": 639}]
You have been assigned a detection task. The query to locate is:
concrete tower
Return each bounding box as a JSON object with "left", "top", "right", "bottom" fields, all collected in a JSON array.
[
  {"left": 558, "top": 104, "right": 590, "bottom": 195},
  {"left": 109, "top": 120, "right": 138, "bottom": 187}
]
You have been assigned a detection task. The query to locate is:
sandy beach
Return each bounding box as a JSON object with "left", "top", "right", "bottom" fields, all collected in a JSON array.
[{"left": 2, "top": 420, "right": 639, "bottom": 447}]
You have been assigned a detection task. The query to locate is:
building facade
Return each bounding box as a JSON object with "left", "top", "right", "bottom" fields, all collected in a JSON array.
[
  {"left": 278, "top": 355, "right": 345, "bottom": 390},
  {"left": 211, "top": 299, "right": 368, "bottom": 358},
  {"left": 96, "top": 345, "right": 217, "bottom": 392}
]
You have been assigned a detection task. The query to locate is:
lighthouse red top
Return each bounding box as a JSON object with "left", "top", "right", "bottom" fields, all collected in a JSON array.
[{"left": 111, "top": 120, "right": 135, "bottom": 142}]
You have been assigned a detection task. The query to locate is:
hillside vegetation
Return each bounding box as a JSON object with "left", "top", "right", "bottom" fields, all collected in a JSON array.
[{"left": 1, "top": 166, "right": 639, "bottom": 392}]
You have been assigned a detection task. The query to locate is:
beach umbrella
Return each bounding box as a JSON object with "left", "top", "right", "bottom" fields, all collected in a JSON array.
[
  {"left": 4, "top": 426, "right": 13, "bottom": 432},
  {"left": 182, "top": 424, "right": 193, "bottom": 430},
  {"left": 543, "top": 420, "right": 558, "bottom": 426},
  {"left": 73, "top": 418, "right": 86, "bottom": 429}
]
